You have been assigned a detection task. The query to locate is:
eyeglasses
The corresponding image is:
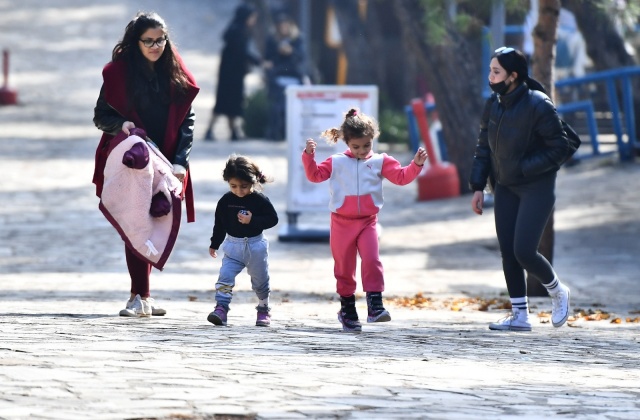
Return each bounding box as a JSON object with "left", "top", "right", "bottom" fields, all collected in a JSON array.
[
  {"left": 139, "top": 37, "right": 167, "bottom": 48},
  {"left": 494, "top": 46, "right": 515, "bottom": 56}
]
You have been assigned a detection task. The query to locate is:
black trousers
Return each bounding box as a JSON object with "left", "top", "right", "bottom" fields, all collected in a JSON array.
[{"left": 493, "top": 172, "right": 557, "bottom": 298}]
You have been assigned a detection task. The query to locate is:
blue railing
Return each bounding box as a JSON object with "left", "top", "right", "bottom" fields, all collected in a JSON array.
[{"left": 556, "top": 66, "right": 640, "bottom": 161}]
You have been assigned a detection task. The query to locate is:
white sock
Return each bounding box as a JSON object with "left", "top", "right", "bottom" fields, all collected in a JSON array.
[
  {"left": 258, "top": 297, "right": 269, "bottom": 308},
  {"left": 511, "top": 297, "right": 529, "bottom": 317},
  {"left": 544, "top": 275, "right": 561, "bottom": 294}
]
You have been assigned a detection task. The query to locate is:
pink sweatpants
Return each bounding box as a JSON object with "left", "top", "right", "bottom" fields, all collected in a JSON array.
[{"left": 330, "top": 213, "right": 384, "bottom": 297}]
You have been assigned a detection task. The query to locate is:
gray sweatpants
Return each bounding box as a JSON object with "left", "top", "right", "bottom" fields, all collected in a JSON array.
[{"left": 215, "top": 233, "right": 270, "bottom": 309}]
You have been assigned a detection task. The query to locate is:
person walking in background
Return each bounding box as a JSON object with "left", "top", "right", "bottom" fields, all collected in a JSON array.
[
  {"left": 263, "top": 12, "right": 307, "bottom": 141},
  {"left": 469, "top": 47, "right": 572, "bottom": 332},
  {"left": 208, "top": 155, "right": 279, "bottom": 327},
  {"left": 93, "top": 11, "right": 199, "bottom": 317},
  {"left": 204, "top": 4, "right": 261, "bottom": 142},
  {"left": 302, "top": 109, "right": 428, "bottom": 332}
]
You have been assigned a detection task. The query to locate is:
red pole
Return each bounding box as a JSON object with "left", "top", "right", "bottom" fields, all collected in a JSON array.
[
  {"left": 0, "top": 49, "right": 18, "bottom": 105},
  {"left": 2, "top": 49, "right": 8, "bottom": 88},
  {"left": 411, "top": 98, "right": 438, "bottom": 166},
  {"left": 410, "top": 97, "right": 460, "bottom": 201}
]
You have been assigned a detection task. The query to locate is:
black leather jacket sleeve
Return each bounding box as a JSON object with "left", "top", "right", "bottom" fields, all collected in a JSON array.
[
  {"left": 468, "top": 95, "right": 494, "bottom": 191},
  {"left": 520, "top": 98, "right": 569, "bottom": 177},
  {"left": 173, "top": 106, "right": 195, "bottom": 168},
  {"left": 93, "top": 85, "right": 127, "bottom": 136}
]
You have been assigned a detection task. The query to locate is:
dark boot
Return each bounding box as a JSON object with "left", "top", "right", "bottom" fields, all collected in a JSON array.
[
  {"left": 338, "top": 295, "right": 362, "bottom": 332},
  {"left": 366, "top": 292, "right": 391, "bottom": 323}
]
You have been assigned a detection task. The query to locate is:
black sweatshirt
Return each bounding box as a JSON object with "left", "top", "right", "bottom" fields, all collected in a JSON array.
[{"left": 209, "top": 191, "right": 279, "bottom": 249}]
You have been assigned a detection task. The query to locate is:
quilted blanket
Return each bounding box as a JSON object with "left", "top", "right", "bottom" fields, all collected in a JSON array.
[{"left": 99, "top": 129, "right": 182, "bottom": 270}]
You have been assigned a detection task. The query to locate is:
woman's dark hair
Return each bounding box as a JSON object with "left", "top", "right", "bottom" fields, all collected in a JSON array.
[
  {"left": 223, "top": 155, "right": 270, "bottom": 190},
  {"left": 223, "top": 4, "right": 255, "bottom": 40},
  {"left": 493, "top": 47, "right": 547, "bottom": 95},
  {"left": 232, "top": 4, "right": 256, "bottom": 26},
  {"left": 320, "top": 108, "right": 380, "bottom": 144},
  {"left": 112, "top": 12, "right": 189, "bottom": 105}
]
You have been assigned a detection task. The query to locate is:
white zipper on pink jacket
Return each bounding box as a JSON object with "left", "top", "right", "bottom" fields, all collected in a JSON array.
[{"left": 302, "top": 149, "right": 422, "bottom": 216}]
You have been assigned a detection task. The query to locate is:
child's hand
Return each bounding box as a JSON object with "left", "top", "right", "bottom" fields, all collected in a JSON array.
[
  {"left": 238, "top": 210, "right": 252, "bottom": 224},
  {"left": 305, "top": 139, "right": 316, "bottom": 155},
  {"left": 209, "top": 248, "right": 218, "bottom": 258},
  {"left": 413, "top": 147, "right": 428, "bottom": 166}
]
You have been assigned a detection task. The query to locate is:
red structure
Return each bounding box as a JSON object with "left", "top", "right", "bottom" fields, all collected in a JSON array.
[
  {"left": 0, "top": 49, "right": 18, "bottom": 105},
  {"left": 411, "top": 98, "right": 460, "bottom": 201}
]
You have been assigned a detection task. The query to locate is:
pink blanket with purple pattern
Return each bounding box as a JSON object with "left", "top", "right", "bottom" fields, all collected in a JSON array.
[{"left": 99, "top": 130, "right": 182, "bottom": 270}]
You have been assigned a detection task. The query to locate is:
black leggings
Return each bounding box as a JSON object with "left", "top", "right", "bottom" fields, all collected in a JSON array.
[{"left": 493, "top": 172, "right": 557, "bottom": 298}]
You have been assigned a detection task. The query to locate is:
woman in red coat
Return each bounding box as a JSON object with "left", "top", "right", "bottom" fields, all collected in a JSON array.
[{"left": 93, "top": 11, "right": 199, "bottom": 317}]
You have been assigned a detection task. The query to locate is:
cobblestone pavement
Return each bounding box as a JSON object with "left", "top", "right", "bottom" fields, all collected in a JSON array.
[{"left": 0, "top": 1, "right": 639, "bottom": 419}]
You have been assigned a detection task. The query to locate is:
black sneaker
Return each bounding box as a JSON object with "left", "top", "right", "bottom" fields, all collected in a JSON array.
[
  {"left": 366, "top": 292, "right": 391, "bottom": 323},
  {"left": 338, "top": 295, "right": 362, "bottom": 332}
]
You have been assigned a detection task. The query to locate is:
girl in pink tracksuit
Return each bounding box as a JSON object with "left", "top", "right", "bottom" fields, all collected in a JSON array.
[{"left": 302, "top": 108, "right": 428, "bottom": 332}]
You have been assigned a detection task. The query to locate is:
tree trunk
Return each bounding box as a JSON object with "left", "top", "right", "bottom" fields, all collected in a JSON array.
[
  {"left": 563, "top": 0, "right": 636, "bottom": 70},
  {"left": 528, "top": 0, "right": 561, "bottom": 297},
  {"left": 331, "top": 0, "right": 377, "bottom": 84},
  {"left": 392, "top": 0, "right": 484, "bottom": 193}
]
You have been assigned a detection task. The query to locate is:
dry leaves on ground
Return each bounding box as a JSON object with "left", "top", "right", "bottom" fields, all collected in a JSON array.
[
  {"left": 388, "top": 293, "right": 511, "bottom": 312},
  {"left": 538, "top": 308, "right": 640, "bottom": 325}
]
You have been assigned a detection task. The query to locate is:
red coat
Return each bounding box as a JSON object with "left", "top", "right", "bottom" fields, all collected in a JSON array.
[{"left": 92, "top": 50, "right": 200, "bottom": 222}]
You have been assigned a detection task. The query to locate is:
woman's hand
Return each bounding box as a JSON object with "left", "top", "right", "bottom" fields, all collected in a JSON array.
[
  {"left": 305, "top": 139, "right": 316, "bottom": 155},
  {"left": 413, "top": 147, "right": 428, "bottom": 166},
  {"left": 471, "top": 191, "right": 484, "bottom": 215},
  {"left": 122, "top": 121, "right": 135, "bottom": 135},
  {"left": 209, "top": 248, "right": 218, "bottom": 258},
  {"left": 172, "top": 164, "right": 187, "bottom": 182}
]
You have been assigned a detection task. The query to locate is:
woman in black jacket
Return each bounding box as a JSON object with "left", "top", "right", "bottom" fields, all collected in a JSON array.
[
  {"left": 469, "top": 47, "right": 572, "bottom": 332},
  {"left": 204, "top": 4, "right": 261, "bottom": 141}
]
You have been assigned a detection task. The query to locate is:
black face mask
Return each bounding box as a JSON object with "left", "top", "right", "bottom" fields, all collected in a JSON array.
[{"left": 489, "top": 80, "right": 510, "bottom": 95}]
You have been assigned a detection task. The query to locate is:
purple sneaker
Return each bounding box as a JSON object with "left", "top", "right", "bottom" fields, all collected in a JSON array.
[
  {"left": 207, "top": 305, "right": 228, "bottom": 326},
  {"left": 256, "top": 311, "right": 271, "bottom": 327},
  {"left": 366, "top": 292, "right": 391, "bottom": 323},
  {"left": 338, "top": 310, "right": 362, "bottom": 332}
]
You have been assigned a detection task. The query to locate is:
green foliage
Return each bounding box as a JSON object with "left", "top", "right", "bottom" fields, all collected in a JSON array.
[
  {"left": 378, "top": 107, "right": 410, "bottom": 146},
  {"left": 243, "top": 88, "right": 268, "bottom": 138},
  {"left": 419, "top": 0, "right": 529, "bottom": 45}
]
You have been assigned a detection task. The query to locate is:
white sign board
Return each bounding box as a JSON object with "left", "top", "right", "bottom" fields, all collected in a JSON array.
[{"left": 285, "top": 85, "right": 379, "bottom": 215}]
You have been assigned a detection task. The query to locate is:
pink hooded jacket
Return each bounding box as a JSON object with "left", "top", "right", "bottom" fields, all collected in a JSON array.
[{"left": 302, "top": 149, "right": 422, "bottom": 216}]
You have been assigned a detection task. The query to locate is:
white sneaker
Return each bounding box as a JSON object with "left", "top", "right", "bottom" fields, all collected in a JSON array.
[
  {"left": 489, "top": 308, "right": 532, "bottom": 331},
  {"left": 550, "top": 283, "right": 571, "bottom": 327},
  {"left": 119, "top": 295, "right": 151, "bottom": 317},
  {"left": 146, "top": 297, "right": 166, "bottom": 316}
]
